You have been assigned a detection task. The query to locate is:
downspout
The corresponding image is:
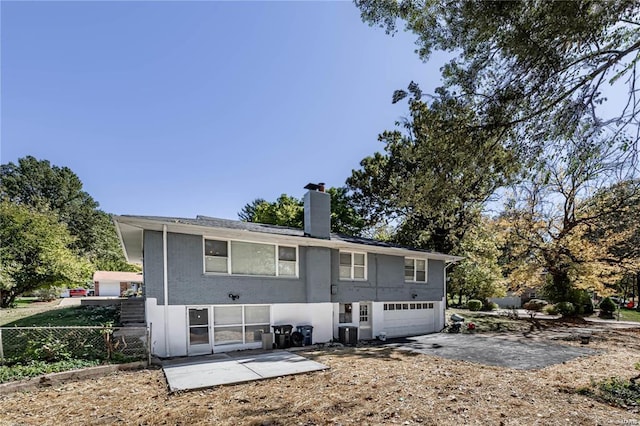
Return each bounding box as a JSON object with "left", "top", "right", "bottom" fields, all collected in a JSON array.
[
  {"left": 442, "top": 261, "right": 457, "bottom": 329},
  {"left": 163, "top": 225, "right": 170, "bottom": 357},
  {"left": 444, "top": 261, "right": 456, "bottom": 308}
]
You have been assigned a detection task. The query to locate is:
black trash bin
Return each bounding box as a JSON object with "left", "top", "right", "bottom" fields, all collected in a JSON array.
[
  {"left": 296, "top": 325, "right": 314, "bottom": 346},
  {"left": 271, "top": 324, "right": 293, "bottom": 349},
  {"left": 338, "top": 325, "right": 358, "bottom": 346}
]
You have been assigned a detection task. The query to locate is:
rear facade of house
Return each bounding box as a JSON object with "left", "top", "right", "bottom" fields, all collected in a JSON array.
[{"left": 114, "top": 185, "right": 459, "bottom": 357}]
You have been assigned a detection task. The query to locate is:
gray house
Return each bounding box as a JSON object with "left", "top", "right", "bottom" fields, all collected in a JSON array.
[{"left": 113, "top": 184, "right": 461, "bottom": 357}]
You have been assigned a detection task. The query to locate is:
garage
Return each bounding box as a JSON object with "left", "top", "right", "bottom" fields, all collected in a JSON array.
[
  {"left": 382, "top": 302, "right": 436, "bottom": 337},
  {"left": 93, "top": 271, "right": 143, "bottom": 297},
  {"left": 98, "top": 282, "right": 122, "bottom": 296}
]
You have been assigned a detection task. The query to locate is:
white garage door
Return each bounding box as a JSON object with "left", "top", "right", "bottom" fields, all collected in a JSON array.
[
  {"left": 382, "top": 302, "right": 436, "bottom": 337},
  {"left": 99, "top": 282, "right": 121, "bottom": 297}
]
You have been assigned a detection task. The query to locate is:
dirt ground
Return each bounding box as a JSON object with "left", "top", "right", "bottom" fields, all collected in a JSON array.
[{"left": 1, "top": 324, "right": 639, "bottom": 425}]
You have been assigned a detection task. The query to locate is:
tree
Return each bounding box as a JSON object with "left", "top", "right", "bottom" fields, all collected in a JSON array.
[
  {"left": 0, "top": 201, "right": 91, "bottom": 307},
  {"left": 347, "top": 88, "right": 521, "bottom": 253},
  {"left": 0, "top": 156, "right": 136, "bottom": 272},
  {"left": 498, "top": 126, "right": 638, "bottom": 310},
  {"left": 238, "top": 187, "right": 367, "bottom": 236},
  {"left": 356, "top": 0, "right": 640, "bottom": 149},
  {"left": 448, "top": 219, "right": 505, "bottom": 306}
]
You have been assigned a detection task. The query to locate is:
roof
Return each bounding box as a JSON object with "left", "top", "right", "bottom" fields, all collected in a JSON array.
[
  {"left": 112, "top": 214, "right": 463, "bottom": 264},
  {"left": 93, "top": 271, "right": 143, "bottom": 283}
]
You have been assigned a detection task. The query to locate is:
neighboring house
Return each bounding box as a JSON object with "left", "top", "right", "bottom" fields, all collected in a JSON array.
[
  {"left": 113, "top": 184, "right": 461, "bottom": 357},
  {"left": 489, "top": 291, "right": 522, "bottom": 308},
  {"left": 92, "top": 271, "right": 143, "bottom": 297}
]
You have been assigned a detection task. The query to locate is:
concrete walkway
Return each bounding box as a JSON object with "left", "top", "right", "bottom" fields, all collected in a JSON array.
[{"left": 162, "top": 350, "right": 328, "bottom": 392}]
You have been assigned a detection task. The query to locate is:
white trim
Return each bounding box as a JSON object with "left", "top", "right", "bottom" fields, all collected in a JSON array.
[
  {"left": 404, "top": 257, "right": 428, "bottom": 283},
  {"left": 338, "top": 250, "right": 367, "bottom": 281}
]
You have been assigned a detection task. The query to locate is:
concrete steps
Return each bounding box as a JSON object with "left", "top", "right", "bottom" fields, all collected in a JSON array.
[{"left": 120, "top": 298, "right": 145, "bottom": 326}]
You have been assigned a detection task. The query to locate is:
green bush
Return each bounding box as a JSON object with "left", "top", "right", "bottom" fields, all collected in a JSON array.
[
  {"left": 599, "top": 297, "right": 616, "bottom": 318},
  {"left": 483, "top": 302, "right": 499, "bottom": 311},
  {"left": 556, "top": 301, "right": 575, "bottom": 317},
  {"left": 25, "top": 335, "right": 72, "bottom": 362},
  {"left": 467, "top": 299, "right": 483, "bottom": 311},
  {"left": 32, "top": 287, "right": 62, "bottom": 302},
  {"left": 544, "top": 304, "right": 558, "bottom": 315}
]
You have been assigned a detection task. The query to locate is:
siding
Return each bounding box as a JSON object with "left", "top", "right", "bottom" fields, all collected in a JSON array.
[
  {"left": 330, "top": 252, "right": 445, "bottom": 302},
  {"left": 143, "top": 230, "right": 446, "bottom": 306}
]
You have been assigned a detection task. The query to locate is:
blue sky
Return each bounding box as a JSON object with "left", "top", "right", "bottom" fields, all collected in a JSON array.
[{"left": 1, "top": 1, "right": 447, "bottom": 220}]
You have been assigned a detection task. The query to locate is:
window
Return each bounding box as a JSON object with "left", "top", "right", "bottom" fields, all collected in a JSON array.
[
  {"left": 359, "top": 304, "right": 369, "bottom": 322},
  {"left": 278, "top": 246, "right": 297, "bottom": 277},
  {"left": 339, "top": 251, "right": 367, "bottom": 280},
  {"left": 339, "top": 303, "right": 353, "bottom": 323},
  {"left": 404, "top": 258, "right": 427, "bottom": 282},
  {"left": 205, "top": 240, "right": 228, "bottom": 273},
  {"left": 204, "top": 239, "right": 297, "bottom": 277}
]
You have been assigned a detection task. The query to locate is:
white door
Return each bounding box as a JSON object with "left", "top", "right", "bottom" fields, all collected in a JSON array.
[
  {"left": 359, "top": 302, "right": 372, "bottom": 339},
  {"left": 382, "top": 302, "right": 436, "bottom": 337},
  {"left": 187, "top": 307, "right": 211, "bottom": 355}
]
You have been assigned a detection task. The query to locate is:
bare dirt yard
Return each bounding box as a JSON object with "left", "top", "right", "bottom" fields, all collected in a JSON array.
[{"left": 1, "top": 322, "right": 639, "bottom": 425}]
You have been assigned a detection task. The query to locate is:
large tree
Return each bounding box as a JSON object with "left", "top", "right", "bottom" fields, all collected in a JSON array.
[
  {"left": 0, "top": 156, "right": 137, "bottom": 272},
  {"left": 498, "top": 126, "right": 638, "bottom": 309},
  {"left": 347, "top": 88, "right": 521, "bottom": 253},
  {"left": 239, "top": 187, "right": 367, "bottom": 236},
  {"left": 0, "top": 201, "right": 92, "bottom": 307},
  {"left": 356, "top": 0, "right": 640, "bottom": 149}
]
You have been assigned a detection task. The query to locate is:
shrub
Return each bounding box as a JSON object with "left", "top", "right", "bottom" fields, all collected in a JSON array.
[
  {"left": 32, "top": 287, "right": 62, "bottom": 302},
  {"left": 467, "top": 299, "right": 483, "bottom": 311},
  {"left": 24, "top": 335, "right": 72, "bottom": 362},
  {"left": 599, "top": 297, "right": 616, "bottom": 318},
  {"left": 544, "top": 304, "right": 558, "bottom": 315},
  {"left": 484, "top": 302, "right": 499, "bottom": 311},
  {"left": 555, "top": 301, "right": 575, "bottom": 317},
  {"left": 523, "top": 299, "right": 547, "bottom": 312}
]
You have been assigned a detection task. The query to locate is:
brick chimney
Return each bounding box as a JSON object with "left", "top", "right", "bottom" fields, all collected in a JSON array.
[{"left": 303, "top": 182, "right": 330, "bottom": 239}]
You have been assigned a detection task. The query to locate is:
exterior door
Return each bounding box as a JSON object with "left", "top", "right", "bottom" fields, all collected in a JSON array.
[
  {"left": 359, "top": 302, "right": 373, "bottom": 339},
  {"left": 188, "top": 307, "right": 211, "bottom": 355}
]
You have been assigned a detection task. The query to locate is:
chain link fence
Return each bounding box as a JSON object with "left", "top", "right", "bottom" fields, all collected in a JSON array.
[{"left": 0, "top": 326, "right": 148, "bottom": 365}]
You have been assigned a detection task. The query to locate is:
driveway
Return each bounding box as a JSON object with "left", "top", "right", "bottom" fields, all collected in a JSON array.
[{"left": 384, "top": 333, "right": 599, "bottom": 370}]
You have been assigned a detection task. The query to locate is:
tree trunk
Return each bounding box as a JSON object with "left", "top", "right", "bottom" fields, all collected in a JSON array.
[{"left": 0, "top": 289, "right": 17, "bottom": 308}]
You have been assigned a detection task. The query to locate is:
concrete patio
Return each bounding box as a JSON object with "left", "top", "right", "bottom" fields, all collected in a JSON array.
[{"left": 162, "top": 350, "right": 328, "bottom": 392}]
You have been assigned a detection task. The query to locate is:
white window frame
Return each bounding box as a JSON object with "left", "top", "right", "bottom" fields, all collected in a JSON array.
[
  {"left": 339, "top": 250, "right": 367, "bottom": 281},
  {"left": 203, "top": 238, "right": 298, "bottom": 278},
  {"left": 404, "top": 257, "right": 427, "bottom": 283}
]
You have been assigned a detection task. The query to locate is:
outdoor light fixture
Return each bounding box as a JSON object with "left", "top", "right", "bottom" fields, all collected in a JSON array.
[
  {"left": 228, "top": 293, "right": 240, "bottom": 300},
  {"left": 411, "top": 293, "right": 418, "bottom": 299}
]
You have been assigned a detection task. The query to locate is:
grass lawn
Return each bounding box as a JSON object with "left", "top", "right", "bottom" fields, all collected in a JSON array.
[
  {"left": 1, "top": 304, "right": 120, "bottom": 327},
  {"left": 0, "top": 299, "right": 62, "bottom": 326},
  {"left": 617, "top": 307, "right": 640, "bottom": 322}
]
